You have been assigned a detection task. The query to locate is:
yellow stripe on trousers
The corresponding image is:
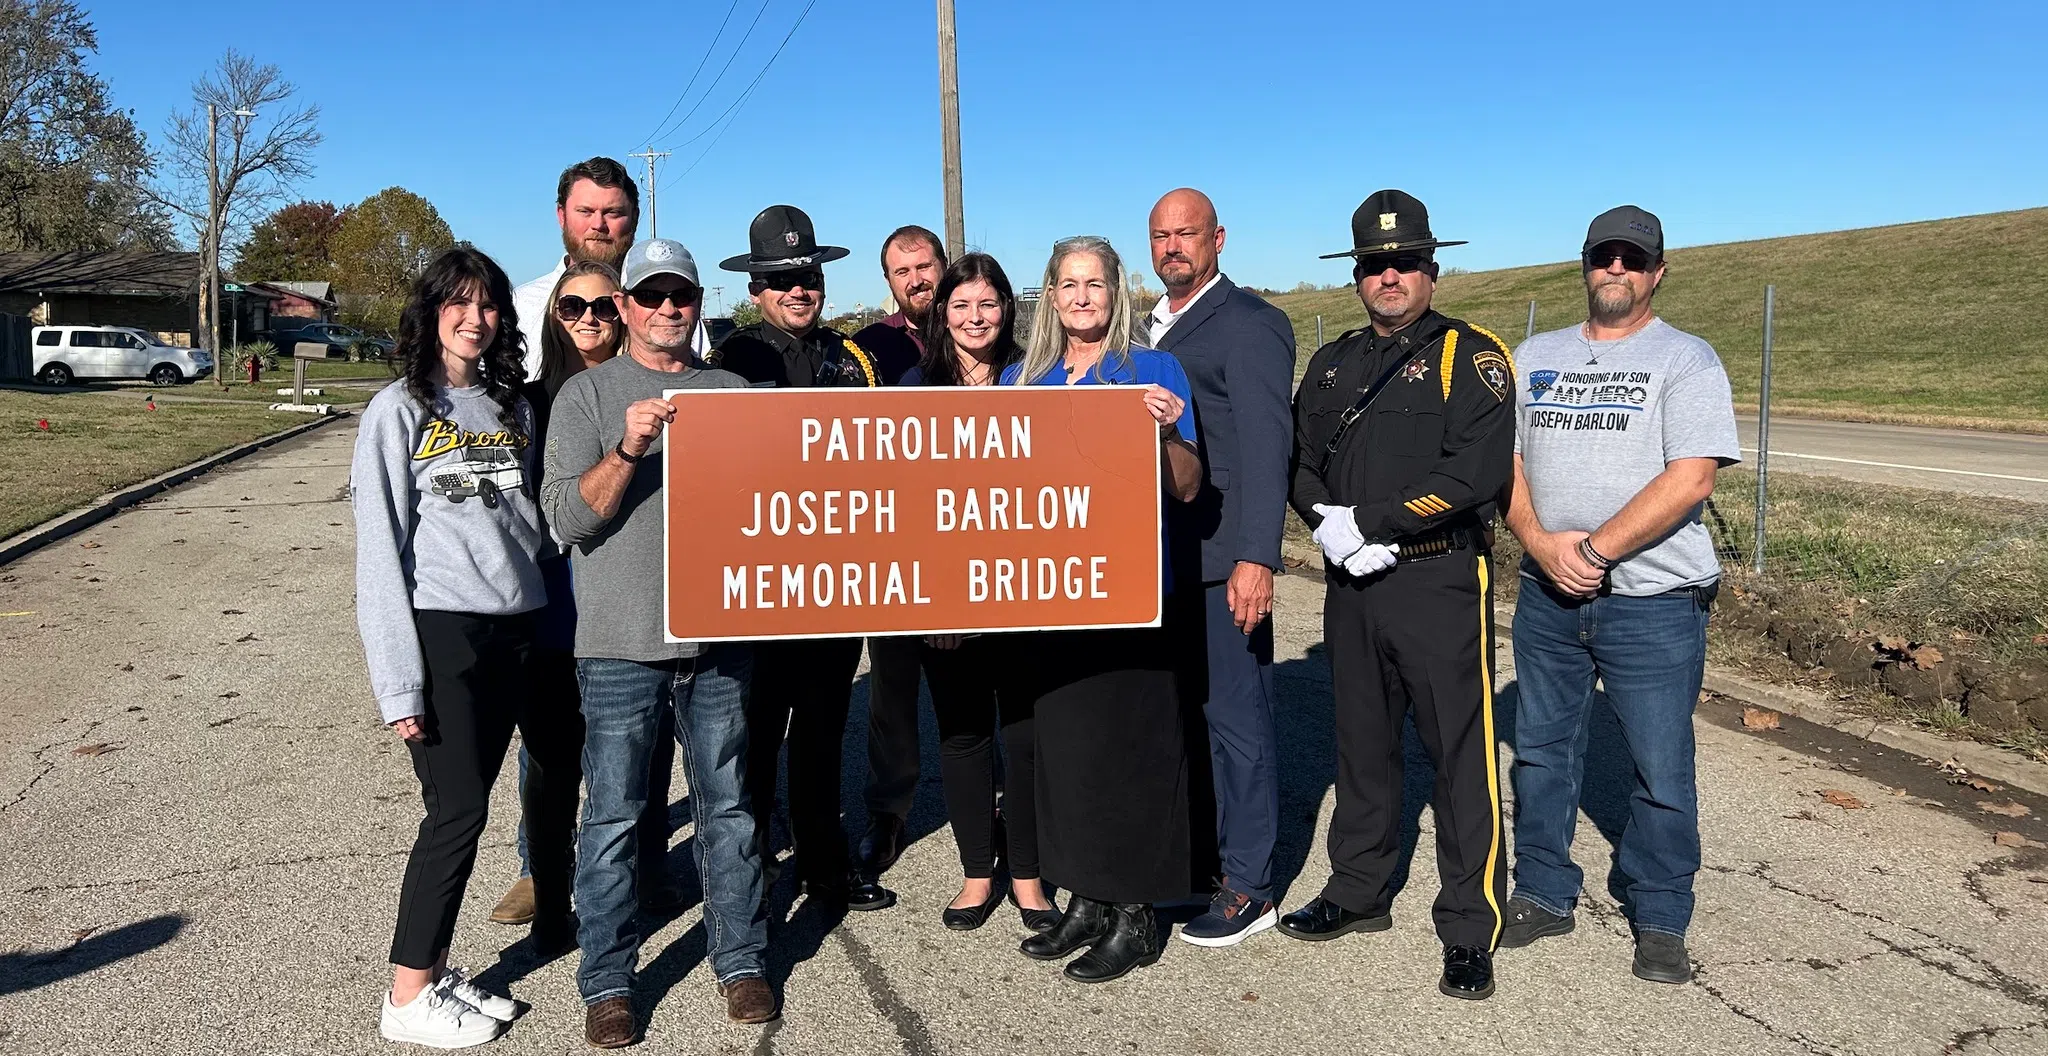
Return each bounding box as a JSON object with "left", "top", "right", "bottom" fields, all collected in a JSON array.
[{"left": 1476, "top": 555, "right": 1504, "bottom": 948}]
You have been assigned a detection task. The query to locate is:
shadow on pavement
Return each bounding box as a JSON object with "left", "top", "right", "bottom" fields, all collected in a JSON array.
[{"left": 0, "top": 914, "right": 186, "bottom": 996}]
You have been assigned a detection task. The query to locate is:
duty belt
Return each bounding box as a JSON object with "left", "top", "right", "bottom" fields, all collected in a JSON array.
[{"left": 1394, "top": 524, "right": 1479, "bottom": 561}]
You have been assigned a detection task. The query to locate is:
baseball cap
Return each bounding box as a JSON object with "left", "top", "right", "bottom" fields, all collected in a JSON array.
[
  {"left": 621, "top": 238, "right": 701, "bottom": 291},
  {"left": 1582, "top": 205, "right": 1663, "bottom": 261}
]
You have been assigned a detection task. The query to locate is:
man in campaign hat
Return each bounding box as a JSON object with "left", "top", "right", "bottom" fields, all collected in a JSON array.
[
  {"left": 711, "top": 205, "right": 896, "bottom": 915},
  {"left": 1280, "top": 190, "right": 1517, "bottom": 1001}
]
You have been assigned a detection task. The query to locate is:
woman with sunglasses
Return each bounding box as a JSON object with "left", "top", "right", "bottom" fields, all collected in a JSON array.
[
  {"left": 354, "top": 247, "right": 573, "bottom": 1047},
  {"left": 1003, "top": 236, "right": 1203, "bottom": 984},
  {"left": 896, "top": 253, "right": 1060, "bottom": 936}
]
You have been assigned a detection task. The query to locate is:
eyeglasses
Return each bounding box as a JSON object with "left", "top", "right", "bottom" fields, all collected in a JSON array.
[
  {"left": 1355, "top": 254, "right": 1429, "bottom": 276},
  {"left": 626, "top": 285, "right": 700, "bottom": 310},
  {"left": 756, "top": 270, "right": 824, "bottom": 293},
  {"left": 554, "top": 294, "right": 620, "bottom": 323},
  {"left": 1584, "top": 244, "right": 1656, "bottom": 272}
]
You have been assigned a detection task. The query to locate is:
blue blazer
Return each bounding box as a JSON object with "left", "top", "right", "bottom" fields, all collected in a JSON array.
[{"left": 1159, "top": 274, "right": 1297, "bottom": 584}]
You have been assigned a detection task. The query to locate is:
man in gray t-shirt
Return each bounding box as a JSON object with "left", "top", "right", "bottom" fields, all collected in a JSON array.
[{"left": 1498, "top": 206, "right": 1739, "bottom": 986}]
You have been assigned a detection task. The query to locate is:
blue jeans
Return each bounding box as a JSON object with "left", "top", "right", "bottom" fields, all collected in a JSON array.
[
  {"left": 574, "top": 648, "right": 765, "bottom": 1002},
  {"left": 1510, "top": 580, "right": 1712, "bottom": 937}
]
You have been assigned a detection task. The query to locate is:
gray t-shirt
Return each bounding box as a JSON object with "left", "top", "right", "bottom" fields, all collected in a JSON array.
[
  {"left": 540, "top": 352, "right": 750, "bottom": 660},
  {"left": 1513, "top": 318, "right": 1741, "bottom": 596}
]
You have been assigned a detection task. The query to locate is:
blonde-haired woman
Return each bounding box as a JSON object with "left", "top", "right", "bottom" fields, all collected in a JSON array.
[{"left": 1003, "top": 236, "right": 1202, "bottom": 983}]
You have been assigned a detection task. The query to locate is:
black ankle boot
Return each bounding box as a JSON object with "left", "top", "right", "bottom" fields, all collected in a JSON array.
[
  {"left": 1063, "top": 903, "right": 1162, "bottom": 983},
  {"left": 1020, "top": 895, "right": 1110, "bottom": 961}
]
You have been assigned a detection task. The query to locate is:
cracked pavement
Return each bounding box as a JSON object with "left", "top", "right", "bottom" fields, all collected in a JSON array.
[{"left": 3, "top": 421, "right": 2046, "bottom": 1056}]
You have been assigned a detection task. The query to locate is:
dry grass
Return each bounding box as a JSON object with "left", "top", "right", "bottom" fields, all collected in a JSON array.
[
  {"left": 0, "top": 391, "right": 303, "bottom": 539},
  {"left": 1266, "top": 207, "right": 2048, "bottom": 429}
]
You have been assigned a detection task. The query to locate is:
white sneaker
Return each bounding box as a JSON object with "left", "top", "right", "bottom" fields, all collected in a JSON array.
[
  {"left": 380, "top": 986, "right": 505, "bottom": 1049},
  {"left": 436, "top": 968, "right": 519, "bottom": 1022}
]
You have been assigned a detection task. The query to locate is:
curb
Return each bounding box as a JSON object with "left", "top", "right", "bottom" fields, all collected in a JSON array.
[
  {"left": 0, "top": 412, "right": 351, "bottom": 569},
  {"left": 1283, "top": 554, "right": 2048, "bottom": 797}
]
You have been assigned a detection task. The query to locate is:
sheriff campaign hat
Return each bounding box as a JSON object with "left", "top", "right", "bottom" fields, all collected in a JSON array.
[
  {"left": 718, "top": 204, "right": 850, "bottom": 273},
  {"left": 1319, "top": 188, "right": 1469, "bottom": 259}
]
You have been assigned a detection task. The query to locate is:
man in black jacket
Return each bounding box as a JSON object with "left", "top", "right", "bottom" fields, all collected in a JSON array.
[
  {"left": 1147, "top": 188, "right": 1297, "bottom": 947},
  {"left": 1280, "top": 189, "right": 1515, "bottom": 1002}
]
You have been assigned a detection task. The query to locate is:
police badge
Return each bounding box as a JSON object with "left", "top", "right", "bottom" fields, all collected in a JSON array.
[{"left": 1399, "top": 357, "right": 1429, "bottom": 383}]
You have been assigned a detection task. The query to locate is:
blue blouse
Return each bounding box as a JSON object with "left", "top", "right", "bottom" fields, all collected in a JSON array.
[{"left": 1001, "top": 346, "right": 1196, "bottom": 597}]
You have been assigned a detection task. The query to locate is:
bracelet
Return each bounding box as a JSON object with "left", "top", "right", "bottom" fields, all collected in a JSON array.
[
  {"left": 1578, "top": 537, "right": 1615, "bottom": 570},
  {"left": 613, "top": 441, "right": 643, "bottom": 464}
]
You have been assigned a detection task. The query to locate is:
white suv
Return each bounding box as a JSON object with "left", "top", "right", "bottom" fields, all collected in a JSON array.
[{"left": 31, "top": 325, "right": 215, "bottom": 386}]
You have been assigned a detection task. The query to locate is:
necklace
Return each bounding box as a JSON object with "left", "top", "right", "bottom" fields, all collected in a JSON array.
[{"left": 1579, "top": 316, "right": 1655, "bottom": 365}]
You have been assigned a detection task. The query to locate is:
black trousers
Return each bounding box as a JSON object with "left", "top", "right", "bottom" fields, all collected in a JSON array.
[
  {"left": 746, "top": 636, "right": 865, "bottom": 883},
  {"left": 1321, "top": 550, "right": 1506, "bottom": 951},
  {"left": 925, "top": 636, "right": 1037, "bottom": 879},
  {"left": 862, "top": 634, "right": 925, "bottom": 824},
  {"left": 391, "top": 610, "right": 581, "bottom": 969}
]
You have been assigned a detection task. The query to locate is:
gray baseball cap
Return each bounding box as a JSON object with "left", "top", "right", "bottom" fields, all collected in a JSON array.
[
  {"left": 620, "top": 238, "right": 701, "bottom": 290},
  {"left": 1582, "top": 205, "right": 1663, "bottom": 261}
]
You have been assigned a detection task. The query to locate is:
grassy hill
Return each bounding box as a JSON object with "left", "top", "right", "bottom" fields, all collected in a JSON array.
[{"left": 1262, "top": 207, "right": 2048, "bottom": 429}]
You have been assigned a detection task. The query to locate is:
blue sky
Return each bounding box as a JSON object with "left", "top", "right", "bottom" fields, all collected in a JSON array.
[{"left": 84, "top": 0, "right": 2048, "bottom": 313}]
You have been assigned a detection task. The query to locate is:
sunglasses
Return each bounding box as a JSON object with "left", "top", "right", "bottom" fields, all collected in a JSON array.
[
  {"left": 1355, "top": 254, "right": 1430, "bottom": 276},
  {"left": 554, "top": 294, "right": 620, "bottom": 323},
  {"left": 756, "top": 270, "right": 824, "bottom": 293},
  {"left": 1584, "top": 244, "right": 1657, "bottom": 272},
  {"left": 626, "top": 285, "right": 700, "bottom": 310}
]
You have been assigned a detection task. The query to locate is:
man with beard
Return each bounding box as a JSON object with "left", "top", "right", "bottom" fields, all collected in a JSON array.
[
  {"left": 494, "top": 156, "right": 686, "bottom": 932},
  {"left": 1143, "top": 188, "right": 1295, "bottom": 948},
  {"left": 1499, "top": 206, "right": 1737, "bottom": 985},
  {"left": 713, "top": 205, "right": 895, "bottom": 914},
  {"left": 850, "top": 224, "right": 946, "bottom": 881},
  {"left": 1281, "top": 189, "right": 1515, "bottom": 1002}
]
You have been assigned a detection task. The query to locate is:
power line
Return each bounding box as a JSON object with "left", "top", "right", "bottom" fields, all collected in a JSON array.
[
  {"left": 627, "top": 149, "right": 672, "bottom": 236},
  {"left": 662, "top": 0, "right": 821, "bottom": 191},
  {"left": 637, "top": 0, "right": 746, "bottom": 148},
  {"left": 650, "top": 0, "right": 778, "bottom": 148}
]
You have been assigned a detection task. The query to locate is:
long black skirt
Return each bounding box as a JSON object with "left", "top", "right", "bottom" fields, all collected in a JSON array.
[{"left": 1026, "top": 625, "right": 1190, "bottom": 904}]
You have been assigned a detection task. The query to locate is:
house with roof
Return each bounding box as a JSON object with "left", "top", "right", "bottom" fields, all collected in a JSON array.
[{"left": 0, "top": 250, "right": 207, "bottom": 346}]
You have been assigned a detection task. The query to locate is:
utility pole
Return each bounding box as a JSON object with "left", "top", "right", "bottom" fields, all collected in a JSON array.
[
  {"left": 936, "top": 0, "right": 965, "bottom": 258},
  {"left": 629, "top": 148, "right": 672, "bottom": 237},
  {"left": 205, "top": 103, "right": 221, "bottom": 385}
]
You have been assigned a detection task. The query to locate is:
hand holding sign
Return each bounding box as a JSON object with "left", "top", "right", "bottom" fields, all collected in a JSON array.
[
  {"left": 622, "top": 397, "right": 677, "bottom": 459},
  {"left": 1142, "top": 383, "right": 1185, "bottom": 439}
]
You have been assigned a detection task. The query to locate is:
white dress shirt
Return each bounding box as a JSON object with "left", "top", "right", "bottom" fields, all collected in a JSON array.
[{"left": 1147, "top": 272, "right": 1223, "bottom": 347}]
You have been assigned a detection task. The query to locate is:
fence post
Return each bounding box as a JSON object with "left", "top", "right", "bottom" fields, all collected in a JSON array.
[
  {"left": 1753, "top": 284, "right": 1775, "bottom": 574},
  {"left": 1525, "top": 299, "right": 1537, "bottom": 341},
  {"left": 1315, "top": 314, "right": 1323, "bottom": 347}
]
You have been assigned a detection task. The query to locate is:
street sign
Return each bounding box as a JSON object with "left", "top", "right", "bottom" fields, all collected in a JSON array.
[
  {"left": 662, "top": 386, "right": 1163, "bottom": 642},
  {"left": 222, "top": 283, "right": 243, "bottom": 293}
]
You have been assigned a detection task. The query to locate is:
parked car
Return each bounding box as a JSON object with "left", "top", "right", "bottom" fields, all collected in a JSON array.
[
  {"left": 31, "top": 326, "right": 213, "bottom": 386},
  {"left": 267, "top": 321, "right": 395, "bottom": 360}
]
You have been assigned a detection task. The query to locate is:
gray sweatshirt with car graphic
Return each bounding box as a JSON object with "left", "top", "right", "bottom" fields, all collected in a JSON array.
[{"left": 352, "top": 382, "right": 547, "bottom": 723}]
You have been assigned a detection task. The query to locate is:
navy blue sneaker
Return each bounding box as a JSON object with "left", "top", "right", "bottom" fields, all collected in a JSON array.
[{"left": 1177, "top": 886, "right": 1277, "bottom": 948}]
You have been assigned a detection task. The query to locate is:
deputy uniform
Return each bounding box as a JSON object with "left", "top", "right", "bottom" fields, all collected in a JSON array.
[
  {"left": 1285, "top": 191, "right": 1515, "bottom": 990},
  {"left": 712, "top": 205, "right": 893, "bottom": 910}
]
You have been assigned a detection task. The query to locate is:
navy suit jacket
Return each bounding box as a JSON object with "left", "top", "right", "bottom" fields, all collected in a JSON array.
[{"left": 1159, "top": 274, "right": 1297, "bottom": 584}]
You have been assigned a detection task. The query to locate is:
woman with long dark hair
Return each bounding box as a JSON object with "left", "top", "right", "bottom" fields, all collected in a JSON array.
[
  {"left": 898, "top": 254, "right": 1059, "bottom": 934},
  {"left": 353, "top": 246, "right": 577, "bottom": 1048},
  {"left": 1005, "top": 236, "right": 1203, "bottom": 983}
]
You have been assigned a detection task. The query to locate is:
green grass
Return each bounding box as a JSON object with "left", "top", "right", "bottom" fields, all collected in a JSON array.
[
  {"left": 1265, "top": 206, "right": 2048, "bottom": 428},
  {"left": 0, "top": 391, "right": 304, "bottom": 539}
]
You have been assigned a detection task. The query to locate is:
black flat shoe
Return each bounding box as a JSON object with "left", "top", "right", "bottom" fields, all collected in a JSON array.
[
  {"left": 1276, "top": 897, "right": 1393, "bottom": 941},
  {"left": 1014, "top": 898, "right": 1061, "bottom": 933},
  {"left": 1439, "top": 944, "right": 1495, "bottom": 1000},
  {"left": 1063, "top": 903, "right": 1162, "bottom": 984},
  {"left": 942, "top": 882, "right": 1008, "bottom": 931},
  {"left": 1020, "top": 895, "right": 1110, "bottom": 960}
]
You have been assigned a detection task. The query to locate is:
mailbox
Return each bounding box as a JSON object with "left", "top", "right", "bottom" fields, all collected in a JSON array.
[{"left": 293, "top": 341, "right": 329, "bottom": 360}]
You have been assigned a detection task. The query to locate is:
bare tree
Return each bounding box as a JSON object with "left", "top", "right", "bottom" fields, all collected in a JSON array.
[{"left": 152, "top": 49, "right": 320, "bottom": 377}]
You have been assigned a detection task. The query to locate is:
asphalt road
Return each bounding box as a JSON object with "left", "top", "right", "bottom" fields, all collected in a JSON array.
[
  {"left": 3, "top": 422, "right": 2047, "bottom": 1055},
  {"left": 1736, "top": 416, "right": 2048, "bottom": 503}
]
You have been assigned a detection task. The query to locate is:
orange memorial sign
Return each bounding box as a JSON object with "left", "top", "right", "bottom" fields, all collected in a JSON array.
[{"left": 662, "top": 386, "right": 1163, "bottom": 642}]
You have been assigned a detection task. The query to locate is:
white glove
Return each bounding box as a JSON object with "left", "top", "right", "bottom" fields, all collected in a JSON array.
[
  {"left": 1343, "top": 542, "right": 1401, "bottom": 578},
  {"left": 1311, "top": 504, "right": 1365, "bottom": 565}
]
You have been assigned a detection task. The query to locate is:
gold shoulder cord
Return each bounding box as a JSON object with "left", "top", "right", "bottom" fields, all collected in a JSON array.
[
  {"left": 842, "top": 338, "right": 878, "bottom": 386},
  {"left": 1467, "top": 324, "right": 1517, "bottom": 375},
  {"left": 1439, "top": 328, "right": 1459, "bottom": 403}
]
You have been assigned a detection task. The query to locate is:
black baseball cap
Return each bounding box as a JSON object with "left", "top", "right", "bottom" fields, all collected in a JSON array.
[{"left": 1582, "top": 205, "right": 1663, "bottom": 261}]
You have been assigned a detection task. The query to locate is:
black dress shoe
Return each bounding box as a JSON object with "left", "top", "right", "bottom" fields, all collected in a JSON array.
[
  {"left": 1439, "top": 944, "right": 1495, "bottom": 1000},
  {"left": 859, "top": 814, "right": 907, "bottom": 874},
  {"left": 1276, "top": 897, "right": 1393, "bottom": 941},
  {"left": 942, "top": 882, "right": 1008, "bottom": 931},
  {"left": 1020, "top": 895, "right": 1110, "bottom": 960},
  {"left": 846, "top": 873, "right": 897, "bottom": 912},
  {"left": 1063, "top": 903, "right": 1162, "bottom": 983}
]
